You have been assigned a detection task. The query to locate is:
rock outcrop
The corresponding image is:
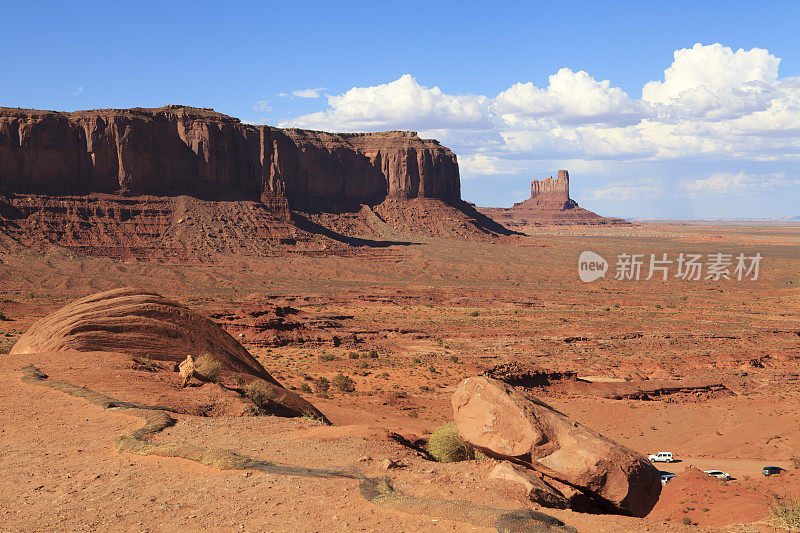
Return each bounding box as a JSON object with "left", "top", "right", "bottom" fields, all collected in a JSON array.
[
  {"left": 478, "top": 170, "right": 630, "bottom": 228},
  {"left": 12, "top": 287, "right": 326, "bottom": 420},
  {"left": 452, "top": 376, "right": 661, "bottom": 517},
  {"left": 0, "top": 106, "right": 459, "bottom": 208},
  {"left": 0, "top": 106, "right": 516, "bottom": 252}
]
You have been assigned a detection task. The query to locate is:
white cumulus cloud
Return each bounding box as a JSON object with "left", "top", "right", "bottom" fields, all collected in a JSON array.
[
  {"left": 282, "top": 74, "right": 490, "bottom": 131},
  {"left": 494, "top": 68, "right": 650, "bottom": 127},
  {"left": 279, "top": 44, "right": 800, "bottom": 213}
]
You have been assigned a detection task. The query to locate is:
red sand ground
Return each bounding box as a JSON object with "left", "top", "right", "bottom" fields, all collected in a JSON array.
[{"left": 1, "top": 222, "right": 799, "bottom": 531}]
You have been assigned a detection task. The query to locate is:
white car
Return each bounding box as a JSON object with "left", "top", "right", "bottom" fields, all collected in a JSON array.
[
  {"left": 648, "top": 452, "right": 674, "bottom": 463},
  {"left": 659, "top": 472, "right": 676, "bottom": 485},
  {"left": 704, "top": 469, "right": 732, "bottom": 480}
]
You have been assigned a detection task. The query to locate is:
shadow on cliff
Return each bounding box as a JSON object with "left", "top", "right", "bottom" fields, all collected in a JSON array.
[
  {"left": 291, "top": 213, "right": 420, "bottom": 248},
  {"left": 454, "top": 201, "right": 524, "bottom": 237}
]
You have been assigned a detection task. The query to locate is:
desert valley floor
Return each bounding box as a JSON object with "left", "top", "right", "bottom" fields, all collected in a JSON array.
[{"left": 1, "top": 222, "right": 799, "bottom": 532}]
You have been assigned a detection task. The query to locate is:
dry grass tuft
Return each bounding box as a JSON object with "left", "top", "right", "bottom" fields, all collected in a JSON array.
[
  {"left": 195, "top": 352, "right": 222, "bottom": 382},
  {"left": 427, "top": 422, "right": 476, "bottom": 463},
  {"left": 770, "top": 493, "right": 800, "bottom": 531},
  {"left": 242, "top": 381, "right": 278, "bottom": 412}
]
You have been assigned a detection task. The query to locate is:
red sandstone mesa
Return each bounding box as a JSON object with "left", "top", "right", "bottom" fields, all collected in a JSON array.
[
  {"left": 0, "top": 105, "right": 460, "bottom": 208},
  {"left": 0, "top": 106, "right": 514, "bottom": 253}
]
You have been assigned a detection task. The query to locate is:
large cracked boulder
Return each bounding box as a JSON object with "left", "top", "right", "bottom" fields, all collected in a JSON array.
[
  {"left": 12, "top": 287, "right": 326, "bottom": 421},
  {"left": 452, "top": 376, "right": 661, "bottom": 517}
]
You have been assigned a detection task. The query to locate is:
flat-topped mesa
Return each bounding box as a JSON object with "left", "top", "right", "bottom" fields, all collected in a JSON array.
[
  {"left": 526, "top": 170, "right": 577, "bottom": 210},
  {"left": 0, "top": 106, "right": 460, "bottom": 213}
]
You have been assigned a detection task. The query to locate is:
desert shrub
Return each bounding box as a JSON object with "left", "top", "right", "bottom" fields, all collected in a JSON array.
[
  {"left": 318, "top": 353, "right": 338, "bottom": 362},
  {"left": 469, "top": 310, "right": 479, "bottom": 317},
  {"left": 0, "top": 311, "right": 7, "bottom": 321},
  {"left": 603, "top": 307, "right": 611, "bottom": 312},
  {"left": 770, "top": 494, "right": 800, "bottom": 530},
  {"left": 791, "top": 456, "right": 800, "bottom": 469},
  {"left": 681, "top": 517, "right": 692, "bottom": 525},
  {"left": 300, "top": 383, "right": 312, "bottom": 393},
  {"left": 314, "top": 377, "right": 330, "bottom": 393},
  {"left": 331, "top": 373, "right": 355, "bottom": 392},
  {"left": 332, "top": 335, "right": 341, "bottom": 347},
  {"left": 428, "top": 364, "right": 437, "bottom": 373},
  {"left": 195, "top": 352, "right": 222, "bottom": 382},
  {"left": 448, "top": 355, "right": 459, "bottom": 363},
  {"left": 358, "top": 361, "right": 370, "bottom": 369},
  {"left": 242, "top": 381, "right": 278, "bottom": 412},
  {"left": 348, "top": 351, "right": 359, "bottom": 359},
  {"left": 412, "top": 356, "right": 422, "bottom": 364},
  {"left": 367, "top": 350, "right": 379, "bottom": 359},
  {"left": 131, "top": 356, "right": 160, "bottom": 372},
  {"left": 385, "top": 391, "right": 405, "bottom": 404},
  {"left": 427, "top": 422, "right": 475, "bottom": 463}
]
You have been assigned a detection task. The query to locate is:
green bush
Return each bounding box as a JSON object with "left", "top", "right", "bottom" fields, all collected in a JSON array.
[
  {"left": 318, "top": 353, "right": 338, "bottom": 362},
  {"left": 469, "top": 310, "right": 479, "bottom": 317},
  {"left": 367, "top": 350, "right": 379, "bottom": 359},
  {"left": 427, "top": 422, "right": 475, "bottom": 463},
  {"left": 448, "top": 355, "right": 459, "bottom": 363},
  {"left": 332, "top": 335, "right": 341, "bottom": 347},
  {"left": 412, "top": 356, "right": 422, "bottom": 364},
  {"left": 300, "top": 382, "right": 312, "bottom": 393},
  {"left": 331, "top": 373, "right": 355, "bottom": 392},
  {"left": 348, "top": 351, "right": 359, "bottom": 359}
]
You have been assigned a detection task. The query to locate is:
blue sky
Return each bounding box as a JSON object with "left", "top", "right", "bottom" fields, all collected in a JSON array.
[{"left": 3, "top": 0, "right": 799, "bottom": 218}]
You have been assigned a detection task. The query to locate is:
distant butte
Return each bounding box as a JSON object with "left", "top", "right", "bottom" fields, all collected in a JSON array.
[{"left": 478, "top": 170, "right": 630, "bottom": 230}]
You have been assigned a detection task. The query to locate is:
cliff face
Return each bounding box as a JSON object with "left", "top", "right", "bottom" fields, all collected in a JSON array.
[
  {"left": 0, "top": 106, "right": 460, "bottom": 212},
  {"left": 526, "top": 170, "right": 576, "bottom": 210}
]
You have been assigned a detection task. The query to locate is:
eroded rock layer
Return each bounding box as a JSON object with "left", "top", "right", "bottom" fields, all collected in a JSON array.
[
  {"left": 0, "top": 106, "right": 505, "bottom": 252},
  {"left": 0, "top": 105, "right": 460, "bottom": 207}
]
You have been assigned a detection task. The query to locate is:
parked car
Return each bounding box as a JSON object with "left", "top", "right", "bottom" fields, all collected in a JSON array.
[
  {"left": 762, "top": 466, "right": 783, "bottom": 477},
  {"left": 659, "top": 471, "right": 676, "bottom": 485},
  {"left": 648, "top": 452, "right": 674, "bottom": 463},
  {"left": 704, "top": 469, "right": 732, "bottom": 480}
]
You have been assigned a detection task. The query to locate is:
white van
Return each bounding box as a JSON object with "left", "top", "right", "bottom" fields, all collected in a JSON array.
[{"left": 648, "top": 452, "right": 674, "bottom": 463}]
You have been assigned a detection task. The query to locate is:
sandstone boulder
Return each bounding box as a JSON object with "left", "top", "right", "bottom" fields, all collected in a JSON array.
[
  {"left": 452, "top": 376, "right": 661, "bottom": 517},
  {"left": 489, "top": 461, "right": 570, "bottom": 509},
  {"left": 12, "top": 287, "right": 326, "bottom": 421}
]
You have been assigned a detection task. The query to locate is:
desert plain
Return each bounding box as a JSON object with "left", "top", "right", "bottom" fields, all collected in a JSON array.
[{"left": 1, "top": 221, "right": 799, "bottom": 532}]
